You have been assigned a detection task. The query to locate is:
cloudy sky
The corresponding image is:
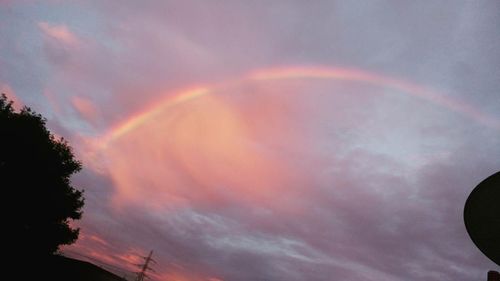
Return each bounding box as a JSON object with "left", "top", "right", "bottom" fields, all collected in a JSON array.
[{"left": 1, "top": 1, "right": 500, "bottom": 280}]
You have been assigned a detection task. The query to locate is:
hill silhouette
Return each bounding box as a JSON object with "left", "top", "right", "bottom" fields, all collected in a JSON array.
[{"left": 17, "top": 255, "right": 127, "bottom": 281}]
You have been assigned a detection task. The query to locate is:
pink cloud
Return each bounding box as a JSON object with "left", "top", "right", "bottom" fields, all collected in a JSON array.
[
  {"left": 43, "top": 88, "right": 62, "bottom": 114},
  {"left": 86, "top": 75, "right": 380, "bottom": 215},
  {"left": 87, "top": 234, "right": 109, "bottom": 246},
  {"left": 72, "top": 71, "right": 499, "bottom": 280},
  {"left": 38, "top": 22, "right": 80, "bottom": 46},
  {"left": 0, "top": 83, "right": 22, "bottom": 109},
  {"left": 100, "top": 92, "right": 301, "bottom": 211},
  {"left": 71, "top": 96, "right": 99, "bottom": 123},
  {"left": 3, "top": 2, "right": 496, "bottom": 280}
]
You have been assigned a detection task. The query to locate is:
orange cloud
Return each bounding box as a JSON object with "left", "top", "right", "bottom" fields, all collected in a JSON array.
[
  {"left": 72, "top": 96, "right": 99, "bottom": 123},
  {"left": 63, "top": 231, "right": 111, "bottom": 254},
  {"left": 100, "top": 91, "right": 298, "bottom": 211},
  {"left": 87, "top": 234, "right": 109, "bottom": 246},
  {"left": 62, "top": 231, "right": 147, "bottom": 275},
  {"left": 38, "top": 22, "right": 80, "bottom": 46}
]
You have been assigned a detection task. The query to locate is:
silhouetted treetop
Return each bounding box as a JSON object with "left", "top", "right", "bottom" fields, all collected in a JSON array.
[{"left": 1, "top": 94, "right": 84, "bottom": 256}]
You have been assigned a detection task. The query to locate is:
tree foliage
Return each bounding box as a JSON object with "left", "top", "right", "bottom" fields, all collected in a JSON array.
[{"left": 0, "top": 94, "right": 84, "bottom": 255}]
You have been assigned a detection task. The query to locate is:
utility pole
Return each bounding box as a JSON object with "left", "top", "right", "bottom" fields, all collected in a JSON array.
[{"left": 136, "top": 250, "right": 155, "bottom": 281}]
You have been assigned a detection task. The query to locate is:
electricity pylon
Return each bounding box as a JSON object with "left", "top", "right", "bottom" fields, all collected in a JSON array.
[{"left": 136, "top": 250, "right": 155, "bottom": 281}]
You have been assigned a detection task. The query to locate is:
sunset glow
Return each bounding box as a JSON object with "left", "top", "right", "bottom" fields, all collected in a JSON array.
[{"left": 2, "top": 1, "right": 499, "bottom": 280}]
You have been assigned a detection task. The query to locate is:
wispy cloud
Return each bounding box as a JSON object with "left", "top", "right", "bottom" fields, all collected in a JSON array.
[{"left": 38, "top": 22, "right": 80, "bottom": 46}]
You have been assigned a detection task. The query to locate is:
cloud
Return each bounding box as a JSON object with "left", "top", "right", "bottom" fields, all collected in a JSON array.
[
  {"left": 0, "top": 83, "right": 22, "bottom": 109},
  {"left": 1, "top": 1, "right": 500, "bottom": 280},
  {"left": 71, "top": 96, "right": 100, "bottom": 123},
  {"left": 76, "top": 73, "right": 499, "bottom": 280},
  {"left": 38, "top": 22, "right": 80, "bottom": 47}
]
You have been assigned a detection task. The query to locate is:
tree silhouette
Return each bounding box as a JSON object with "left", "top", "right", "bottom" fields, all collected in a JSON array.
[{"left": 0, "top": 94, "right": 84, "bottom": 256}]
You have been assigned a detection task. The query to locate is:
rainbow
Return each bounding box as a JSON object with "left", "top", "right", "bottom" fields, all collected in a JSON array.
[{"left": 100, "top": 66, "right": 499, "bottom": 146}]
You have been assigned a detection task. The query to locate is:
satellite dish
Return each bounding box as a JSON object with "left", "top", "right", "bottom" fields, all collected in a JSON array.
[{"left": 464, "top": 171, "right": 500, "bottom": 266}]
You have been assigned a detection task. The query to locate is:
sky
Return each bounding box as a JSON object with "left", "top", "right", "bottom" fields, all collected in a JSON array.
[{"left": 1, "top": 1, "right": 500, "bottom": 280}]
